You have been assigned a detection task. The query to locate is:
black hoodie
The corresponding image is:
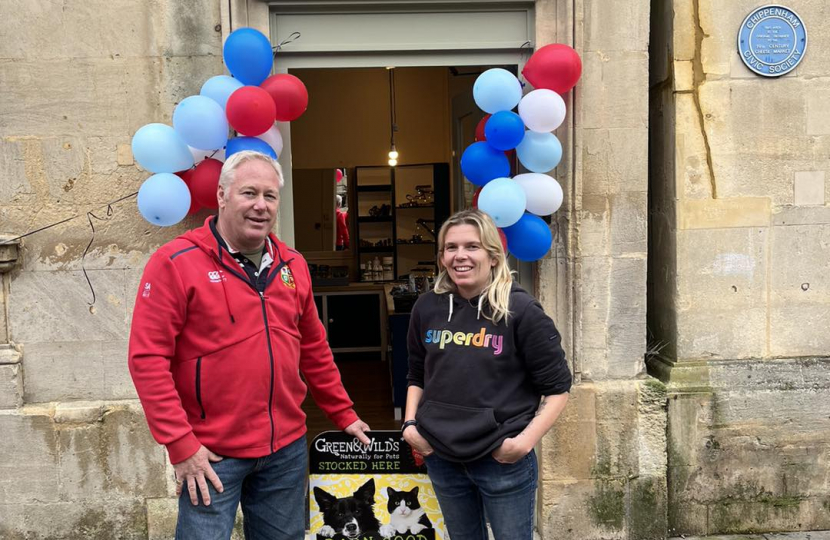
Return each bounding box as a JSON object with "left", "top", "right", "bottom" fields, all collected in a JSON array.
[{"left": 406, "top": 283, "right": 572, "bottom": 462}]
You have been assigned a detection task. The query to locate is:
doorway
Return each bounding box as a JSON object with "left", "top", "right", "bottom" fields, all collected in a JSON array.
[
  {"left": 291, "top": 65, "right": 505, "bottom": 439},
  {"left": 259, "top": 0, "right": 536, "bottom": 441}
]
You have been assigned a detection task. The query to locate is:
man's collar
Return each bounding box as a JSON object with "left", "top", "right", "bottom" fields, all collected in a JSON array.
[{"left": 209, "top": 215, "right": 276, "bottom": 262}]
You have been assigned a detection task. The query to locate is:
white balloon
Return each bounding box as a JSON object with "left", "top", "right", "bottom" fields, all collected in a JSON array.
[
  {"left": 518, "top": 89, "right": 567, "bottom": 133},
  {"left": 256, "top": 123, "right": 284, "bottom": 158},
  {"left": 513, "top": 173, "right": 563, "bottom": 216},
  {"left": 189, "top": 146, "right": 226, "bottom": 163}
]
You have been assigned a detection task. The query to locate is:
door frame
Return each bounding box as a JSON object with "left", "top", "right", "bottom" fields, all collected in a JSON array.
[{"left": 223, "top": 1, "right": 537, "bottom": 290}]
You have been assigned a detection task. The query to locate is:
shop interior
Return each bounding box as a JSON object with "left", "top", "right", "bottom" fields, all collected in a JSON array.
[{"left": 289, "top": 65, "right": 513, "bottom": 438}]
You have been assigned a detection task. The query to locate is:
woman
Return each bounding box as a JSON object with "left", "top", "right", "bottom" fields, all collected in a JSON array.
[{"left": 403, "top": 209, "right": 571, "bottom": 540}]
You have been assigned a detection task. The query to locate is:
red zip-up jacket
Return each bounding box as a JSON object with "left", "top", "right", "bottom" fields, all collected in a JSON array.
[{"left": 128, "top": 217, "right": 358, "bottom": 464}]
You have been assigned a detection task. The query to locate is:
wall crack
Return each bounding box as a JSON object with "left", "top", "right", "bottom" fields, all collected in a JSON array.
[{"left": 692, "top": 0, "right": 717, "bottom": 199}]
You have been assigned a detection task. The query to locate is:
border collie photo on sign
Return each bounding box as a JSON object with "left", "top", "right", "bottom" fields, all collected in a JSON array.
[{"left": 313, "top": 479, "right": 383, "bottom": 540}]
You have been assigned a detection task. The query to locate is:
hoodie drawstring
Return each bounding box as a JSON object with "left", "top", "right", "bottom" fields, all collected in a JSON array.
[
  {"left": 447, "top": 293, "right": 484, "bottom": 320},
  {"left": 213, "top": 260, "right": 236, "bottom": 324}
]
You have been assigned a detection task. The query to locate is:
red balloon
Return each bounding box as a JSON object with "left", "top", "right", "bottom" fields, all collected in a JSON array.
[
  {"left": 261, "top": 74, "right": 309, "bottom": 122},
  {"left": 226, "top": 86, "right": 276, "bottom": 136},
  {"left": 472, "top": 187, "right": 483, "bottom": 208},
  {"left": 176, "top": 169, "right": 201, "bottom": 215},
  {"left": 474, "top": 114, "right": 491, "bottom": 142},
  {"left": 522, "top": 44, "right": 582, "bottom": 95},
  {"left": 336, "top": 169, "right": 344, "bottom": 183},
  {"left": 498, "top": 228, "right": 508, "bottom": 253},
  {"left": 504, "top": 148, "right": 517, "bottom": 174},
  {"left": 189, "top": 158, "right": 223, "bottom": 209}
]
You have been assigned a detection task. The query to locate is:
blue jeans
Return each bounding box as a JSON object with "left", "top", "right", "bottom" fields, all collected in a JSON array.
[
  {"left": 424, "top": 450, "right": 538, "bottom": 540},
  {"left": 176, "top": 436, "right": 308, "bottom": 540}
]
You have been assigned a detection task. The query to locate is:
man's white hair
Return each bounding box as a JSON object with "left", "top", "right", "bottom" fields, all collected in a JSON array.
[{"left": 218, "top": 150, "right": 284, "bottom": 193}]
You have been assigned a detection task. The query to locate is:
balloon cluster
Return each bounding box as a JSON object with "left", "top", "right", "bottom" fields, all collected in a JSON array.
[
  {"left": 131, "top": 28, "right": 308, "bottom": 226},
  {"left": 461, "top": 44, "right": 581, "bottom": 261}
]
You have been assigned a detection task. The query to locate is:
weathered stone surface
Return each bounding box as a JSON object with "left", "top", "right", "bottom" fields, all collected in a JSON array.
[
  {"left": 666, "top": 359, "right": 830, "bottom": 536},
  {"left": 10, "top": 269, "right": 128, "bottom": 343},
  {"left": 0, "top": 363, "right": 23, "bottom": 409},
  {"left": 23, "top": 340, "right": 135, "bottom": 403},
  {"left": 678, "top": 199, "right": 771, "bottom": 230},
  {"left": 582, "top": 51, "right": 649, "bottom": 130},
  {"left": 57, "top": 404, "right": 167, "bottom": 500},
  {"left": 582, "top": 128, "right": 649, "bottom": 196},
  {"left": 539, "top": 381, "right": 667, "bottom": 538},
  {"left": 0, "top": 499, "right": 147, "bottom": 540},
  {"left": 769, "top": 223, "right": 830, "bottom": 356},
  {"left": 675, "top": 227, "right": 768, "bottom": 360},
  {"left": 607, "top": 257, "right": 647, "bottom": 378},
  {"left": 1, "top": 403, "right": 165, "bottom": 506},
  {"left": 583, "top": 0, "right": 649, "bottom": 53},
  {"left": 794, "top": 171, "right": 826, "bottom": 206},
  {"left": 0, "top": 409, "right": 61, "bottom": 504},
  {"left": 609, "top": 192, "right": 648, "bottom": 256}
]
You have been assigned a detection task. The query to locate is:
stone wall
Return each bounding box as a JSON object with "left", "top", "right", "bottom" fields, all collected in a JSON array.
[
  {"left": 649, "top": 0, "right": 830, "bottom": 535},
  {"left": 535, "top": 0, "right": 667, "bottom": 538},
  {"left": 0, "top": 1, "right": 223, "bottom": 537}
]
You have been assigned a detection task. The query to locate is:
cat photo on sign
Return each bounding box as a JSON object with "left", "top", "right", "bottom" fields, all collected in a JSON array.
[{"left": 379, "top": 486, "right": 433, "bottom": 538}]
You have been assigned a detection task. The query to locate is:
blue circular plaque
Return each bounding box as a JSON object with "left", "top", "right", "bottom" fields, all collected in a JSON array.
[{"left": 738, "top": 5, "right": 807, "bottom": 77}]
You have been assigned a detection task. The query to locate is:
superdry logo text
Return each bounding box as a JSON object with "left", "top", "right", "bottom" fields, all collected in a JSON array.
[{"left": 424, "top": 327, "right": 504, "bottom": 355}]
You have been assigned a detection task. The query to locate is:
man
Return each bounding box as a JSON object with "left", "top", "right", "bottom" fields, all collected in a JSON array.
[{"left": 129, "top": 150, "right": 371, "bottom": 539}]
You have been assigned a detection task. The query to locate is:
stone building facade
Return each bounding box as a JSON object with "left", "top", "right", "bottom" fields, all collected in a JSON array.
[{"left": 0, "top": 0, "right": 826, "bottom": 539}]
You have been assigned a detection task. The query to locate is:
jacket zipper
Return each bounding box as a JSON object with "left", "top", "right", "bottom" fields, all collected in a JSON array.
[
  {"left": 214, "top": 255, "right": 283, "bottom": 453},
  {"left": 195, "top": 357, "right": 205, "bottom": 420},
  {"left": 259, "top": 291, "right": 276, "bottom": 451}
]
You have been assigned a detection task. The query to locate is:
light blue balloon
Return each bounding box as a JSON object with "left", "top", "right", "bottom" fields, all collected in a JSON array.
[
  {"left": 473, "top": 68, "right": 523, "bottom": 114},
  {"left": 223, "top": 28, "right": 274, "bottom": 86},
  {"left": 137, "top": 173, "right": 192, "bottom": 227},
  {"left": 477, "top": 177, "right": 527, "bottom": 228},
  {"left": 131, "top": 123, "right": 194, "bottom": 174},
  {"left": 226, "top": 137, "right": 278, "bottom": 160},
  {"left": 173, "top": 96, "right": 229, "bottom": 151},
  {"left": 200, "top": 75, "right": 244, "bottom": 109},
  {"left": 516, "top": 131, "right": 563, "bottom": 173}
]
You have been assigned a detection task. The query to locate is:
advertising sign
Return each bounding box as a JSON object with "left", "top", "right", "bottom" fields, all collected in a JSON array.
[{"left": 309, "top": 430, "right": 447, "bottom": 540}]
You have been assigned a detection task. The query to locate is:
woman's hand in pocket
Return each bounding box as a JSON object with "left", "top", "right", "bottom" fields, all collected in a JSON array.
[
  {"left": 403, "top": 425, "right": 434, "bottom": 457},
  {"left": 492, "top": 437, "right": 531, "bottom": 464}
]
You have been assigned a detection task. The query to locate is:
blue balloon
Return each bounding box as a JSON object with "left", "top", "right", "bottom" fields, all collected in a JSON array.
[
  {"left": 460, "top": 142, "right": 510, "bottom": 186},
  {"left": 477, "top": 177, "right": 527, "bottom": 228},
  {"left": 226, "top": 137, "right": 278, "bottom": 160},
  {"left": 137, "top": 173, "right": 192, "bottom": 227},
  {"left": 131, "top": 123, "right": 194, "bottom": 174},
  {"left": 200, "top": 75, "right": 244, "bottom": 109},
  {"left": 473, "top": 68, "right": 523, "bottom": 114},
  {"left": 516, "top": 131, "right": 563, "bottom": 173},
  {"left": 503, "top": 213, "right": 553, "bottom": 261},
  {"left": 223, "top": 28, "right": 274, "bottom": 86},
  {"left": 173, "top": 96, "right": 229, "bottom": 151},
  {"left": 484, "top": 111, "right": 526, "bottom": 151}
]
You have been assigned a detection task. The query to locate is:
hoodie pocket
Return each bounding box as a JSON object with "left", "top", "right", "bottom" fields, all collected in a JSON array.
[
  {"left": 416, "top": 401, "right": 498, "bottom": 459},
  {"left": 195, "top": 357, "right": 205, "bottom": 420}
]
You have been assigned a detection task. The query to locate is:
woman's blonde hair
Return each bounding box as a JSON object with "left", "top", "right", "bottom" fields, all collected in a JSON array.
[{"left": 433, "top": 209, "right": 513, "bottom": 324}]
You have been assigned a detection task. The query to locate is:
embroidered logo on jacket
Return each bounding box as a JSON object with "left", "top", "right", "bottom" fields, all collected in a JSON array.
[
  {"left": 207, "top": 271, "right": 224, "bottom": 283},
  {"left": 424, "top": 328, "right": 503, "bottom": 355},
  {"left": 142, "top": 282, "right": 151, "bottom": 298},
  {"left": 280, "top": 266, "right": 296, "bottom": 289}
]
